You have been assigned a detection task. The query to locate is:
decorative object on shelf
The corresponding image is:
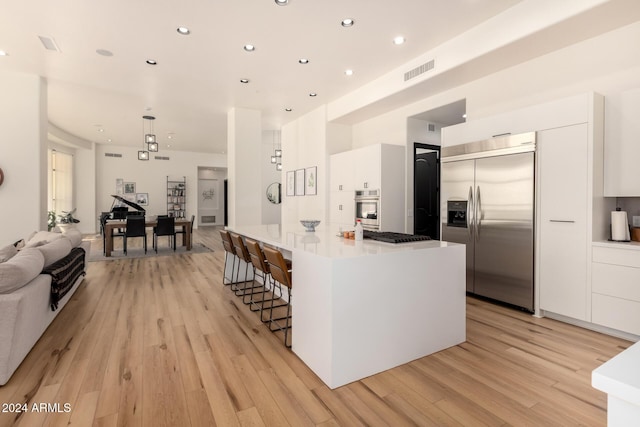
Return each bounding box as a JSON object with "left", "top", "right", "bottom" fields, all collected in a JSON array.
[
  {"left": 300, "top": 220, "right": 320, "bottom": 232},
  {"left": 295, "top": 169, "right": 305, "bottom": 196},
  {"left": 305, "top": 166, "right": 317, "bottom": 195},
  {"left": 270, "top": 130, "right": 282, "bottom": 170},
  {"left": 124, "top": 182, "right": 136, "bottom": 194},
  {"left": 286, "top": 171, "right": 295, "bottom": 196},
  {"left": 167, "top": 176, "right": 186, "bottom": 218},
  {"left": 136, "top": 193, "right": 149, "bottom": 206}
]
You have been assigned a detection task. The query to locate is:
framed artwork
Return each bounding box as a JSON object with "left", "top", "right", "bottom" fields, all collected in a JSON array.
[
  {"left": 295, "top": 169, "right": 305, "bottom": 196},
  {"left": 115, "top": 178, "right": 124, "bottom": 195},
  {"left": 124, "top": 182, "right": 136, "bottom": 194},
  {"left": 136, "top": 193, "right": 148, "bottom": 206},
  {"left": 305, "top": 166, "right": 317, "bottom": 195},
  {"left": 286, "top": 171, "right": 295, "bottom": 196}
]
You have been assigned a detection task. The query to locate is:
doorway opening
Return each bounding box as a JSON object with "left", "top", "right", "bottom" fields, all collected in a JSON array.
[{"left": 414, "top": 143, "right": 440, "bottom": 240}]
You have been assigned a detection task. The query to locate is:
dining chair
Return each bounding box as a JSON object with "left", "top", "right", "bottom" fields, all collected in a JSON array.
[
  {"left": 124, "top": 216, "right": 147, "bottom": 255},
  {"left": 153, "top": 216, "right": 175, "bottom": 253},
  {"left": 175, "top": 214, "right": 195, "bottom": 246}
]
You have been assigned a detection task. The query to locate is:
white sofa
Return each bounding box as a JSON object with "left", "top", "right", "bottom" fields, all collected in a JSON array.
[{"left": 0, "top": 229, "right": 90, "bottom": 385}]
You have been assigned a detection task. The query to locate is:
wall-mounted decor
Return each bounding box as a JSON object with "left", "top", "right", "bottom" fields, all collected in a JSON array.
[
  {"left": 295, "top": 169, "right": 305, "bottom": 196},
  {"left": 305, "top": 166, "right": 317, "bottom": 195},
  {"left": 0, "top": 167, "right": 4, "bottom": 187},
  {"left": 286, "top": 171, "right": 295, "bottom": 196},
  {"left": 124, "top": 182, "right": 136, "bottom": 194},
  {"left": 115, "top": 178, "right": 124, "bottom": 195},
  {"left": 136, "top": 193, "right": 148, "bottom": 206}
]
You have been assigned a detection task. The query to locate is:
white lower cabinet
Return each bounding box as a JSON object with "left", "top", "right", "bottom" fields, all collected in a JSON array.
[{"left": 592, "top": 245, "right": 640, "bottom": 336}]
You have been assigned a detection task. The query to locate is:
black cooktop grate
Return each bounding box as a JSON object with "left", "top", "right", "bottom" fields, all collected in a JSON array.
[{"left": 363, "top": 230, "right": 432, "bottom": 244}]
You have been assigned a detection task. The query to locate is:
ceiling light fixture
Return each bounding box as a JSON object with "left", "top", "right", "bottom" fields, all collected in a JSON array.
[
  {"left": 243, "top": 44, "right": 255, "bottom": 52},
  {"left": 393, "top": 36, "right": 406, "bottom": 45},
  {"left": 345, "top": 69, "right": 354, "bottom": 76},
  {"left": 177, "top": 26, "right": 190, "bottom": 35},
  {"left": 275, "top": 0, "right": 289, "bottom": 5},
  {"left": 309, "top": 92, "right": 317, "bottom": 97},
  {"left": 285, "top": 108, "right": 292, "bottom": 112},
  {"left": 298, "top": 58, "right": 309, "bottom": 64},
  {"left": 139, "top": 115, "right": 157, "bottom": 160},
  {"left": 146, "top": 59, "right": 157, "bottom": 65},
  {"left": 0, "top": 50, "right": 8, "bottom": 56},
  {"left": 341, "top": 18, "right": 355, "bottom": 27},
  {"left": 240, "top": 78, "right": 250, "bottom": 83}
]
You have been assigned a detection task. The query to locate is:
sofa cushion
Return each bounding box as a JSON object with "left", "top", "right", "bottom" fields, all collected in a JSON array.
[
  {"left": 0, "top": 244, "right": 18, "bottom": 263},
  {"left": 37, "top": 238, "right": 73, "bottom": 268},
  {"left": 24, "top": 231, "right": 63, "bottom": 249},
  {"left": 0, "top": 248, "right": 45, "bottom": 294},
  {"left": 61, "top": 228, "right": 82, "bottom": 248}
]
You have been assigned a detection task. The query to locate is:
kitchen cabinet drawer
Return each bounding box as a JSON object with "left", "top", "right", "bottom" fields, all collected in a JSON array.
[
  {"left": 592, "top": 293, "right": 640, "bottom": 336},
  {"left": 592, "top": 262, "right": 640, "bottom": 302},
  {"left": 593, "top": 245, "right": 640, "bottom": 268}
]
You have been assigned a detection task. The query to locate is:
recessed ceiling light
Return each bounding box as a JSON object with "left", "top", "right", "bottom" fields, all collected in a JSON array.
[
  {"left": 177, "top": 26, "right": 190, "bottom": 35},
  {"left": 393, "top": 36, "right": 406, "bottom": 45},
  {"left": 146, "top": 59, "right": 157, "bottom": 65},
  {"left": 98, "top": 128, "right": 104, "bottom": 133},
  {"left": 299, "top": 58, "right": 309, "bottom": 64},
  {"left": 462, "top": 113, "right": 467, "bottom": 119},
  {"left": 275, "top": 0, "right": 289, "bottom": 5},
  {"left": 244, "top": 44, "right": 255, "bottom": 52},
  {"left": 96, "top": 49, "right": 113, "bottom": 57},
  {"left": 309, "top": 92, "right": 317, "bottom": 97},
  {"left": 345, "top": 69, "right": 354, "bottom": 76},
  {"left": 0, "top": 50, "right": 8, "bottom": 56},
  {"left": 285, "top": 108, "right": 292, "bottom": 112},
  {"left": 107, "top": 139, "right": 112, "bottom": 142},
  {"left": 341, "top": 18, "right": 355, "bottom": 27},
  {"left": 240, "top": 79, "right": 250, "bottom": 83}
]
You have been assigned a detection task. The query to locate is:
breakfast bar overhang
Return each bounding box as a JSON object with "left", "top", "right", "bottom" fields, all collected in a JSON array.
[{"left": 227, "top": 224, "right": 466, "bottom": 389}]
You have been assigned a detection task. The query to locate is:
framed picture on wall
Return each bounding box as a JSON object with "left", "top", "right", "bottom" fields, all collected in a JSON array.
[
  {"left": 136, "top": 193, "right": 148, "bottom": 206},
  {"left": 305, "top": 166, "right": 317, "bottom": 195},
  {"left": 286, "top": 171, "right": 295, "bottom": 196},
  {"left": 295, "top": 169, "right": 305, "bottom": 196},
  {"left": 124, "top": 182, "right": 136, "bottom": 194}
]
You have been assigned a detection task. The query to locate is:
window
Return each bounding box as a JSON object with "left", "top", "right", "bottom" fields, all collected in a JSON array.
[{"left": 48, "top": 149, "right": 73, "bottom": 214}]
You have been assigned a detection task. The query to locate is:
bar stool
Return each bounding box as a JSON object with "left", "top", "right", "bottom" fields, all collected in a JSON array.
[
  {"left": 229, "top": 232, "right": 262, "bottom": 302},
  {"left": 219, "top": 230, "right": 239, "bottom": 287},
  {"left": 244, "top": 238, "right": 290, "bottom": 315},
  {"left": 262, "top": 246, "right": 293, "bottom": 348}
]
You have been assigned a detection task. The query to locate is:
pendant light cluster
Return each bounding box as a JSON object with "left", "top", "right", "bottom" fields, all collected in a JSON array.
[
  {"left": 138, "top": 115, "right": 159, "bottom": 160},
  {"left": 270, "top": 130, "right": 282, "bottom": 170}
]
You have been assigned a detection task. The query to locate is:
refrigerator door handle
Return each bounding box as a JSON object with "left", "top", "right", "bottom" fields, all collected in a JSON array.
[
  {"left": 467, "top": 186, "right": 474, "bottom": 237},
  {"left": 475, "top": 185, "right": 482, "bottom": 240}
]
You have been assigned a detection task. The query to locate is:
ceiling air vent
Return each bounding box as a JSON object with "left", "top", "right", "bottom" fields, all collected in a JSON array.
[
  {"left": 104, "top": 152, "right": 122, "bottom": 158},
  {"left": 428, "top": 124, "right": 436, "bottom": 132},
  {"left": 155, "top": 155, "right": 170, "bottom": 160},
  {"left": 404, "top": 59, "right": 435, "bottom": 82},
  {"left": 38, "top": 35, "right": 61, "bottom": 52}
]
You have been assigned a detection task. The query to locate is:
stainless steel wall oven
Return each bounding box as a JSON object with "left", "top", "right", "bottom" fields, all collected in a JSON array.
[{"left": 355, "top": 189, "right": 380, "bottom": 230}]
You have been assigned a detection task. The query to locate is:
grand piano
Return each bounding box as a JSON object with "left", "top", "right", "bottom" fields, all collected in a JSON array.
[{"left": 109, "top": 194, "right": 145, "bottom": 218}]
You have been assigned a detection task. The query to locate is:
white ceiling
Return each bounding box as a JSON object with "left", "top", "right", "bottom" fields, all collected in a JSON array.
[{"left": 0, "top": 0, "right": 524, "bottom": 154}]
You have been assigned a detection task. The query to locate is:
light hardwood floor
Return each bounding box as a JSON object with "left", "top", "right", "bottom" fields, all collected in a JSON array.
[{"left": 0, "top": 227, "right": 631, "bottom": 426}]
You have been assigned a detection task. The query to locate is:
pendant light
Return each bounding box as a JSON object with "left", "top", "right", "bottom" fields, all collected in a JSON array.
[
  {"left": 138, "top": 115, "right": 152, "bottom": 160},
  {"left": 144, "top": 115, "right": 159, "bottom": 152}
]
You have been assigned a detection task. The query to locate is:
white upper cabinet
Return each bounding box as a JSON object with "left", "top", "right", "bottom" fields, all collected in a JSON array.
[
  {"left": 604, "top": 88, "right": 640, "bottom": 196},
  {"left": 354, "top": 144, "right": 381, "bottom": 190},
  {"left": 329, "top": 150, "right": 355, "bottom": 192}
]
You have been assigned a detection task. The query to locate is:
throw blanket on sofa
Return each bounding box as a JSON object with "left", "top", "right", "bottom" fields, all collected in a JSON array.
[{"left": 42, "top": 247, "right": 86, "bottom": 311}]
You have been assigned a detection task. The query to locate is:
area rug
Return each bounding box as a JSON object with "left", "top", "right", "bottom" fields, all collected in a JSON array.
[{"left": 88, "top": 242, "right": 213, "bottom": 262}]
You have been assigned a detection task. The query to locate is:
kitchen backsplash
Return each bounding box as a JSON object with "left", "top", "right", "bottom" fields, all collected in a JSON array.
[{"left": 615, "top": 198, "right": 640, "bottom": 225}]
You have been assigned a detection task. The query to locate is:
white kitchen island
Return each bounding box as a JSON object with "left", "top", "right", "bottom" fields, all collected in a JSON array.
[{"left": 226, "top": 223, "right": 466, "bottom": 389}]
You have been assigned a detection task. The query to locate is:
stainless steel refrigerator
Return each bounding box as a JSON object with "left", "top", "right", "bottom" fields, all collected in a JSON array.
[{"left": 441, "top": 132, "right": 535, "bottom": 312}]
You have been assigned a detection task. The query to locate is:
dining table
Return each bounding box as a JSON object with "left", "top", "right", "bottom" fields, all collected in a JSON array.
[{"left": 103, "top": 217, "right": 192, "bottom": 257}]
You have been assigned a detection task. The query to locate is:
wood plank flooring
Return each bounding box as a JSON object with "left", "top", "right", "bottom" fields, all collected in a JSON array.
[{"left": 0, "top": 226, "right": 631, "bottom": 426}]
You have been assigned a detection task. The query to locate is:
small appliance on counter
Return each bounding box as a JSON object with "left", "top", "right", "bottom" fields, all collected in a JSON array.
[{"left": 610, "top": 208, "right": 630, "bottom": 242}]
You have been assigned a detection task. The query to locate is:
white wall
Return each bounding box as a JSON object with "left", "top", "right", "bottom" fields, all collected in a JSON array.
[
  {"left": 95, "top": 144, "right": 225, "bottom": 229},
  {"left": 261, "top": 130, "right": 282, "bottom": 224},
  {"left": 0, "top": 71, "right": 47, "bottom": 243},
  {"left": 347, "top": 21, "right": 640, "bottom": 233}
]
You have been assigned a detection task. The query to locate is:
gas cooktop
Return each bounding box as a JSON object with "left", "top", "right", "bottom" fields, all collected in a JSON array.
[{"left": 363, "top": 230, "right": 432, "bottom": 244}]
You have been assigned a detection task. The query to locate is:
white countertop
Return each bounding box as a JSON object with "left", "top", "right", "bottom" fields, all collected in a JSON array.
[
  {"left": 592, "top": 341, "right": 640, "bottom": 406},
  {"left": 594, "top": 240, "right": 640, "bottom": 251},
  {"left": 226, "top": 223, "right": 461, "bottom": 258}
]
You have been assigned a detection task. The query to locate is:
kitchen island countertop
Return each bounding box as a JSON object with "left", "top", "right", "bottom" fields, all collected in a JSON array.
[{"left": 226, "top": 223, "right": 466, "bottom": 389}]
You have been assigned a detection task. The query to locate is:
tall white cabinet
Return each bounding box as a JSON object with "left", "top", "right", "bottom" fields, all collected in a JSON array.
[{"left": 329, "top": 144, "right": 405, "bottom": 232}]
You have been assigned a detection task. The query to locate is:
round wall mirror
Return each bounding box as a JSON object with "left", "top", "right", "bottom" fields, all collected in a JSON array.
[{"left": 266, "top": 182, "right": 281, "bottom": 204}]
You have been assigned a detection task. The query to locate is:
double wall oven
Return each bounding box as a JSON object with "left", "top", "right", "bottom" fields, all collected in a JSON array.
[{"left": 355, "top": 189, "right": 380, "bottom": 230}]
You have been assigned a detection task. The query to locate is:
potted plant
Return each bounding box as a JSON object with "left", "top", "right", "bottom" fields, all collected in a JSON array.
[
  {"left": 57, "top": 209, "right": 80, "bottom": 231},
  {"left": 47, "top": 210, "right": 57, "bottom": 231}
]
